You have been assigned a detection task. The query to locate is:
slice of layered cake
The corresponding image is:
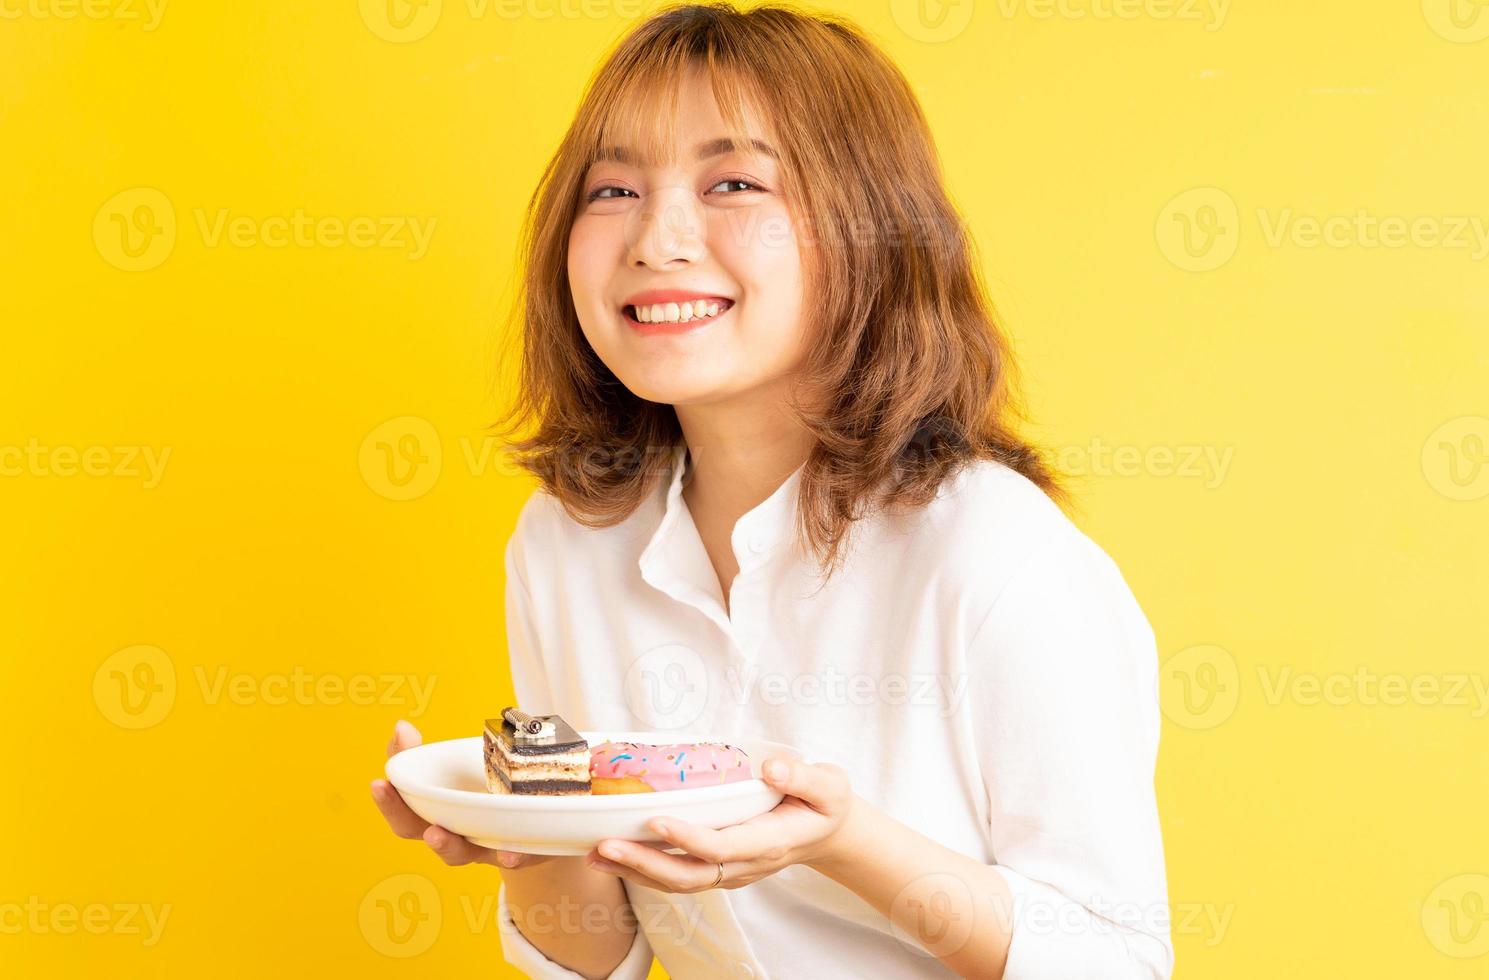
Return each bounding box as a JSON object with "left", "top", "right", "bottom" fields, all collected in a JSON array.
[{"left": 484, "top": 707, "right": 591, "bottom": 796}]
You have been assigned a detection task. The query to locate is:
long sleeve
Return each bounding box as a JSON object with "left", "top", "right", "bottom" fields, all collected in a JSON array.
[
  {"left": 968, "top": 527, "right": 1174, "bottom": 980},
  {"left": 495, "top": 515, "right": 656, "bottom": 980}
]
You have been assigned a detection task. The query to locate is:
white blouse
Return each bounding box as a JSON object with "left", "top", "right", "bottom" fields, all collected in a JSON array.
[{"left": 495, "top": 442, "right": 1174, "bottom": 979}]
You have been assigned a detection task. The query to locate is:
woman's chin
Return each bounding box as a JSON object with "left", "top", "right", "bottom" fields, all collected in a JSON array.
[{"left": 620, "top": 371, "right": 738, "bottom": 408}]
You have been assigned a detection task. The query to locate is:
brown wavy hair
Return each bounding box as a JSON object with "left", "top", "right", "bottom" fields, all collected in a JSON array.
[{"left": 488, "top": 1, "right": 1067, "bottom": 581}]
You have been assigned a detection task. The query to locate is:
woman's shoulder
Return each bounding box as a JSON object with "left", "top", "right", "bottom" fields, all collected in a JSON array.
[
  {"left": 884, "top": 456, "right": 1127, "bottom": 605},
  {"left": 506, "top": 487, "right": 579, "bottom": 554},
  {"left": 504, "top": 483, "right": 655, "bottom": 574},
  {"left": 905, "top": 455, "right": 1085, "bottom": 556}
]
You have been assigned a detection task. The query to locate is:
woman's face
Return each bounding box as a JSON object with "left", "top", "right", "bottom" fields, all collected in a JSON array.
[{"left": 567, "top": 72, "right": 808, "bottom": 407}]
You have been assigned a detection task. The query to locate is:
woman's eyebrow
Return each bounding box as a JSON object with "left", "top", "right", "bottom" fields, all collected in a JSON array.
[{"left": 593, "top": 137, "right": 779, "bottom": 166}]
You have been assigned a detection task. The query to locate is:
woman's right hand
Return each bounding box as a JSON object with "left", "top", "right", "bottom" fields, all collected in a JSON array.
[{"left": 371, "top": 719, "right": 557, "bottom": 871}]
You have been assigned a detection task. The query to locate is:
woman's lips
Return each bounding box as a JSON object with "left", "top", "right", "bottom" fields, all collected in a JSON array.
[{"left": 622, "top": 300, "right": 733, "bottom": 336}]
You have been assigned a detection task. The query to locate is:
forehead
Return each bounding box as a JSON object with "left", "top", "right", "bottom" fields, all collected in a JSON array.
[{"left": 590, "top": 66, "right": 780, "bottom": 171}]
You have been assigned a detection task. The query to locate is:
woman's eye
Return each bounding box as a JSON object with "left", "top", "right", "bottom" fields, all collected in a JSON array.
[
  {"left": 586, "top": 185, "right": 636, "bottom": 202},
  {"left": 585, "top": 178, "right": 763, "bottom": 203},
  {"left": 709, "top": 178, "right": 762, "bottom": 194}
]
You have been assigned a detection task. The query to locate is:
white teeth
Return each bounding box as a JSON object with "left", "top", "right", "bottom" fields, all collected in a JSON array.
[{"left": 631, "top": 300, "right": 728, "bottom": 324}]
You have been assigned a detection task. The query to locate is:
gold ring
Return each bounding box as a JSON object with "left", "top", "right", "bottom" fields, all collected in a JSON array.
[{"left": 709, "top": 861, "right": 725, "bottom": 888}]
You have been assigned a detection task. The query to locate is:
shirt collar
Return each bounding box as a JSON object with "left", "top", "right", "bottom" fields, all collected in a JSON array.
[{"left": 638, "top": 442, "right": 807, "bottom": 618}]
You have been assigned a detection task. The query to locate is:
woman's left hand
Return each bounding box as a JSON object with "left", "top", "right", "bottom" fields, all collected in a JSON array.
[{"left": 586, "top": 755, "right": 860, "bottom": 892}]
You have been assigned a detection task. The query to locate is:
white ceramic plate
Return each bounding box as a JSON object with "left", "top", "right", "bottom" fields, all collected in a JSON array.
[{"left": 384, "top": 731, "right": 800, "bottom": 855}]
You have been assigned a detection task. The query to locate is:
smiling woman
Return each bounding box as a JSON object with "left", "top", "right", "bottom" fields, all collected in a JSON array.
[
  {"left": 488, "top": 0, "right": 1064, "bottom": 578},
  {"left": 371, "top": 3, "right": 1172, "bottom": 980}
]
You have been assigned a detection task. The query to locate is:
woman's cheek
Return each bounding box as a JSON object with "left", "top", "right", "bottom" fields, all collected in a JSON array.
[{"left": 566, "top": 220, "right": 612, "bottom": 297}]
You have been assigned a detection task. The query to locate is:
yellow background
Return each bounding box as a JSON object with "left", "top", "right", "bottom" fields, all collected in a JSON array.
[{"left": 3, "top": 0, "right": 1487, "bottom": 976}]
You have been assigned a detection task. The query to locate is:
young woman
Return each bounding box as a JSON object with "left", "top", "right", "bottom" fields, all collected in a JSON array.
[{"left": 371, "top": 4, "right": 1172, "bottom": 978}]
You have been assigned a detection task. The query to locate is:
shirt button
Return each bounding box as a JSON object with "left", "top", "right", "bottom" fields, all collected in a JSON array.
[
  {"left": 733, "top": 963, "right": 756, "bottom": 979},
  {"left": 748, "top": 533, "right": 765, "bottom": 554}
]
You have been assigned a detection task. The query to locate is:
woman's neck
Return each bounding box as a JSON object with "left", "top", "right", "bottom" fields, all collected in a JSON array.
[{"left": 674, "top": 391, "right": 814, "bottom": 524}]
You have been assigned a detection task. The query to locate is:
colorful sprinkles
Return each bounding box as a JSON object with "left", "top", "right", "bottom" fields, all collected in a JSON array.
[{"left": 589, "top": 740, "right": 752, "bottom": 792}]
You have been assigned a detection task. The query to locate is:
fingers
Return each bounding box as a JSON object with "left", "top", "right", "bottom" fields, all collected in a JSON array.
[
  {"left": 376, "top": 721, "right": 615, "bottom": 874},
  {"left": 593, "top": 864, "right": 674, "bottom": 892},
  {"left": 374, "top": 722, "right": 432, "bottom": 838},
  {"left": 422, "top": 825, "right": 501, "bottom": 867},
  {"left": 761, "top": 756, "right": 850, "bottom": 813},
  {"left": 372, "top": 778, "right": 544, "bottom": 869},
  {"left": 493, "top": 850, "right": 558, "bottom": 870},
  {"left": 588, "top": 848, "right": 686, "bottom": 892},
  {"left": 385, "top": 719, "right": 423, "bottom": 759},
  {"left": 370, "top": 778, "right": 431, "bottom": 839},
  {"left": 590, "top": 840, "right": 720, "bottom": 893},
  {"left": 647, "top": 815, "right": 785, "bottom": 866}
]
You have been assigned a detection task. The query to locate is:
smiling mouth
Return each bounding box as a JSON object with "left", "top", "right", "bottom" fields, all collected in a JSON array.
[{"left": 622, "top": 299, "right": 735, "bottom": 331}]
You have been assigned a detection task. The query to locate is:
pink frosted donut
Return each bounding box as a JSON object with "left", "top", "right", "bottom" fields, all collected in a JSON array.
[{"left": 589, "top": 740, "right": 752, "bottom": 793}]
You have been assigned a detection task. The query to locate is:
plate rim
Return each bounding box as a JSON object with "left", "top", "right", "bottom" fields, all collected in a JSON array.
[{"left": 385, "top": 731, "right": 800, "bottom": 809}]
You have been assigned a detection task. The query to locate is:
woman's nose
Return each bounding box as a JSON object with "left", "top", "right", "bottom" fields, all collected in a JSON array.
[{"left": 625, "top": 185, "right": 706, "bottom": 269}]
